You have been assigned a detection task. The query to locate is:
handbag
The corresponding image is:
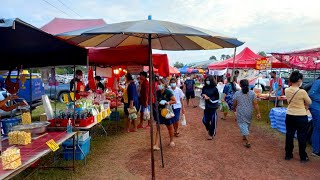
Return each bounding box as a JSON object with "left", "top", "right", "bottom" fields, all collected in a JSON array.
[{"left": 181, "top": 114, "right": 187, "bottom": 126}]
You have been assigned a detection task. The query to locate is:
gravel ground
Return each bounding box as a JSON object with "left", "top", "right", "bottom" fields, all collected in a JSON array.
[{"left": 75, "top": 99, "right": 320, "bottom": 180}]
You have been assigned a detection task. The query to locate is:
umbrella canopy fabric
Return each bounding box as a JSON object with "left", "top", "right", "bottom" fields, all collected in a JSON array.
[
  {"left": 179, "top": 66, "right": 189, "bottom": 74},
  {"left": 208, "top": 47, "right": 263, "bottom": 69},
  {"left": 58, "top": 19, "right": 244, "bottom": 50},
  {"left": 267, "top": 56, "right": 290, "bottom": 69},
  {"left": 169, "top": 66, "right": 180, "bottom": 74},
  {"left": 272, "top": 47, "right": 320, "bottom": 71},
  {"left": 41, "top": 17, "right": 106, "bottom": 35},
  {"left": 0, "top": 18, "right": 88, "bottom": 70}
]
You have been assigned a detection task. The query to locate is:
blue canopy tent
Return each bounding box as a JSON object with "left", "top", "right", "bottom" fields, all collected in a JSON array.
[
  {"left": 0, "top": 18, "right": 88, "bottom": 70},
  {"left": 179, "top": 66, "right": 189, "bottom": 74}
]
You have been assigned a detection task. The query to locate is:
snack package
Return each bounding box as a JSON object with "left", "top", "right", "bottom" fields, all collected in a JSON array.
[
  {"left": 21, "top": 112, "right": 32, "bottom": 124},
  {"left": 2, "top": 147, "right": 22, "bottom": 170}
]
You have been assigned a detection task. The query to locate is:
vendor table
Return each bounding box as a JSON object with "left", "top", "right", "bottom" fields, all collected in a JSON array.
[
  {"left": 0, "top": 132, "right": 76, "bottom": 180},
  {"left": 269, "top": 107, "right": 312, "bottom": 134}
]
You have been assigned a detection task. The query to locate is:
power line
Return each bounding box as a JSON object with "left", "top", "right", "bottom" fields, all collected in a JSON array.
[
  {"left": 41, "top": 0, "right": 72, "bottom": 17},
  {"left": 56, "top": 0, "right": 82, "bottom": 17}
]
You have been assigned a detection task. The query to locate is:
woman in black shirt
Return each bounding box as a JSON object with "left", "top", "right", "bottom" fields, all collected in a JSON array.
[{"left": 201, "top": 75, "right": 220, "bottom": 140}]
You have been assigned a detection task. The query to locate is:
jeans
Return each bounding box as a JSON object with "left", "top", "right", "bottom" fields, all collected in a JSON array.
[
  {"left": 202, "top": 108, "right": 217, "bottom": 136},
  {"left": 285, "top": 114, "right": 308, "bottom": 160},
  {"left": 310, "top": 109, "right": 320, "bottom": 153}
]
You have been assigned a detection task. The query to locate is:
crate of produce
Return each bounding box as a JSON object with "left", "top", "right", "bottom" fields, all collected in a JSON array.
[
  {"left": 74, "top": 116, "right": 94, "bottom": 127},
  {"left": 62, "top": 136, "right": 91, "bottom": 160}
]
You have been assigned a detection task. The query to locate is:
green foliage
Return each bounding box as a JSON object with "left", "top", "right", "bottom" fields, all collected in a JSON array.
[
  {"left": 209, "top": 55, "right": 217, "bottom": 60},
  {"left": 258, "top": 51, "right": 267, "bottom": 57},
  {"left": 173, "top": 61, "right": 185, "bottom": 68}
]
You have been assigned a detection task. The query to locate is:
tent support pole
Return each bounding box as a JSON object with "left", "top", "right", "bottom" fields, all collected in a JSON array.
[
  {"left": 148, "top": 34, "right": 155, "bottom": 180},
  {"left": 232, "top": 47, "right": 237, "bottom": 77},
  {"left": 29, "top": 68, "right": 32, "bottom": 117}
]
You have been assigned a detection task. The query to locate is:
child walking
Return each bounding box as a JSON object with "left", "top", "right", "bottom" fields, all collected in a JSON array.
[{"left": 234, "top": 79, "right": 261, "bottom": 148}]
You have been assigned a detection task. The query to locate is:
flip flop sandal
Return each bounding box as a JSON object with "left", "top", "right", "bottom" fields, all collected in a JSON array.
[
  {"left": 174, "top": 132, "right": 180, "bottom": 137},
  {"left": 244, "top": 142, "right": 251, "bottom": 148}
]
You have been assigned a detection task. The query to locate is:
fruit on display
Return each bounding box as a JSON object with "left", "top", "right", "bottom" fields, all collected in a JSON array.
[{"left": 2, "top": 147, "right": 22, "bottom": 170}]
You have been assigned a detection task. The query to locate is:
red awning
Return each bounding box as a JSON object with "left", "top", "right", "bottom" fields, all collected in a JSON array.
[
  {"left": 272, "top": 47, "right": 320, "bottom": 71},
  {"left": 208, "top": 47, "right": 263, "bottom": 69},
  {"left": 41, "top": 18, "right": 106, "bottom": 35},
  {"left": 89, "top": 45, "right": 169, "bottom": 77}
]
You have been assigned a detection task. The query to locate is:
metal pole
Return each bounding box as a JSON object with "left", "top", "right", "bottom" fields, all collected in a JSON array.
[
  {"left": 29, "top": 69, "right": 32, "bottom": 117},
  {"left": 232, "top": 47, "right": 237, "bottom": 78},
  {"left": 148, "top": 34, "right": 155, "bottom": 180},
  {"left": 73, "top": 65, "right": 76, "bottom": 127}
]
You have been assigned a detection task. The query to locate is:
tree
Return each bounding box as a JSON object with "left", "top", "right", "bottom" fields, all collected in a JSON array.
[
  {"left": 220, "top": 54, "right": 226, "bottom": 60},
  {"left": 209, "top": 55, "right": 217, "bottom": 61},
  {"left": 225, "top": 55, "right": 231, "bottom": 59},
  {"left": 173, "top": 61, "right": 184, "bottom": 68},
  {"left": 258, "top": 51, "right": 267, "bottom": 57}
]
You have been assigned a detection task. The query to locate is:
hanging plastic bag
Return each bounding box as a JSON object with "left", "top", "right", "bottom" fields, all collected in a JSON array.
[
  {"left": 181, "top": 114, "right": 186, "bottom": 126},
  {"left": 161, "top": 105, "right": 175, "bottom": 119},
  {"left": 199, "top": 98, "right": 205, "bottom": 110},
  {"left": 143, "top": 107, "right": 150, "bottom": 121}
]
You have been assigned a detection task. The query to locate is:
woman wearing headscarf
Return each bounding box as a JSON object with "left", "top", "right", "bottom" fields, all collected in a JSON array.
[{"left": 201, "top": 75, "right": 220, "bottom": 140}]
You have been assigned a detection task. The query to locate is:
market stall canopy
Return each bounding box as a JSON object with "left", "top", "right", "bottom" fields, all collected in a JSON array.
[
  {"left": 0, "top": 18, "right": 88, "bottom": 70},
  {"left": 170, "top": 66, "right": 180, "bottom": 74},
  {"left": 179, "top": 66, "right": 189, "bottom": 74},
  {"left": 208, "top": 47, "right": 262, "bottom": 69},
  {"left": 267, "top": 56, "right": 290, "bottom": 69},
  {"left": 271, "top": 47, "right": 320, "bottom": 71},
  {"left": 41, "top": 17, "right": 107, "bottom": 35},
  {"left": 57, "top": 19, "right": 244, "bottom": 50}
]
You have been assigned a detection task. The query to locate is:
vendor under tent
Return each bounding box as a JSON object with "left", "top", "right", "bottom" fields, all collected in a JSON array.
[
  {"left": 0, "top": 18, "right": 88, "bottom": 70},
  {"left": 272, "top": 47, "right": 320, "bottom": 71}
]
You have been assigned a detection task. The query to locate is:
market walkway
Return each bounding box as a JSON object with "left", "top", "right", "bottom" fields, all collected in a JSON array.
[{"left": 75, "top": 100, "right": 320, "bottom": 180}]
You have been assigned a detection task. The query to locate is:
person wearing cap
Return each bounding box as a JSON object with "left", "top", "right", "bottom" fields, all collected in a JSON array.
[{"left": 269, "top": 71, "right": 284, "bottom": 107}]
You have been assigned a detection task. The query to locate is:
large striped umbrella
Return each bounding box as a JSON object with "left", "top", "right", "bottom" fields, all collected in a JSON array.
[{"left": 57, "top": 16, "right": 243, "bottom": 179}]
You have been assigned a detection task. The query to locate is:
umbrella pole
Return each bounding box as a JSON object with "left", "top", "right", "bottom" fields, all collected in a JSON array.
[
  {"left": 148, "top": 34, "right": 156, "bottom": 180},
  {"left": 232, "top": 47, "right": 237, "bottom": 77}
]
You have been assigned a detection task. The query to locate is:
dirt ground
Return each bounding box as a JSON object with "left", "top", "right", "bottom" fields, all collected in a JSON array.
[{"left": 75, "top": 100, "right": 320, "bottom": 180}]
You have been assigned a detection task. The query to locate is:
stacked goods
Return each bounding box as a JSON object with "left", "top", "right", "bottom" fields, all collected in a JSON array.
[
  {"left": 21, "top": 112, "right": 32, "bottom": 124},
  {"left": 8, "top": 131, "right": 31, "bottom": 145},
  {"left": 1, "top": 147, "right": 22, "bottom": 170}
]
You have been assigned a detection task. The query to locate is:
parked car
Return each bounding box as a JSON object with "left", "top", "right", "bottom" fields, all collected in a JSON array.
[{"left": 45, "top": 83, "right": 71, "bottom": 103}]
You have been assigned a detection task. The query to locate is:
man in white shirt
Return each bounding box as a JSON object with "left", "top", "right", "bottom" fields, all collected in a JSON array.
[{"left": 169, "top": 78, "right": 185, "bottom": 137}]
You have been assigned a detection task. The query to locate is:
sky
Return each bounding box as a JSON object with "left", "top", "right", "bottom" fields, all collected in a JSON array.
[{"left": 1, "top": 0, "right": 320, "bottom": 65}]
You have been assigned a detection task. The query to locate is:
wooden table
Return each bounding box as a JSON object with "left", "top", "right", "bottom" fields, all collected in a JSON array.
[{"left": 0, "top": 132, "right": 76, "bottom": 180}]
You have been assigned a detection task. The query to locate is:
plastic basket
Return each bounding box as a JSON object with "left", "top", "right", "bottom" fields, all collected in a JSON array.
[
  {"left": 63, "top": 136, "right": 91, "bottom": 160},
  {"left": 1, "top": 118, "right": 21, "bottom": 135}
]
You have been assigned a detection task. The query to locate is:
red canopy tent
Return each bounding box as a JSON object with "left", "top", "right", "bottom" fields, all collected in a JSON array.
[
  {"left": 40, "top": 18, "right": 106, "bottom": 35},
  {"left": 272, "top": 47, "right": 320, "bottom": 71},
  {"left": 208, "top": 47, "right": 263, "bottom": 69},
  {"left": 267, "top": 56, "right": 290, "bottom": 69},
  {"left": 89, "top": 45, "right": 169, "bottom": 77}
]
